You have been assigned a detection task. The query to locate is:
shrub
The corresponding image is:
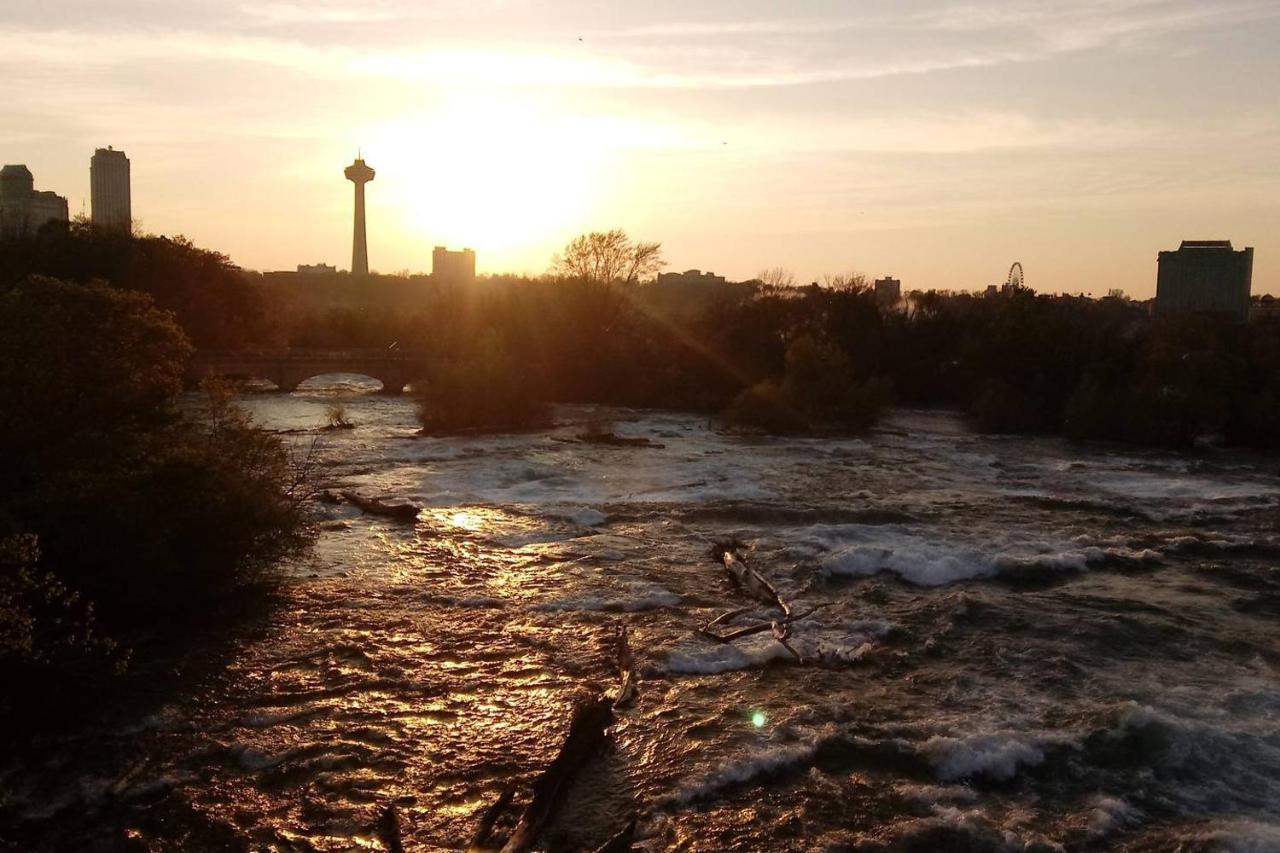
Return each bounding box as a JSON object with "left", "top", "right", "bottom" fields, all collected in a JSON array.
[
  {"left": 724, "top": 335, "right": 887, "bottom": 434},
  {"left": 970, "top": 376, "right": 1058, "bottom": 434},
  {"left": 0, "top": 277, "right": 309, "bottom": 718},
  {"left": 417, "top": 332, "right": 550, "bottom": 433},
  {"left": 324, "top": 401, "right": 354, "bottom": 428},
  {"left": 723, "top": 380, "right": 808, "bottom": 434},
  {"left": 1063, "top": 377, "right": 1123, "bottom": 441}
]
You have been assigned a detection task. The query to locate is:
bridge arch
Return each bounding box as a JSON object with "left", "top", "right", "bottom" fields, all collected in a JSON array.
[
  {"left": 287, "top": 371, "right": 404, "bottom": 395},
  {"left": 187, "top": 349, "right": 425, "bottom": 396}
]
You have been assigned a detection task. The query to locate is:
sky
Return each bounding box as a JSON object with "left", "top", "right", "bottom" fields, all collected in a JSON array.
[{"left": 3, "top": 1, "right": 1278, "bottom": 296}]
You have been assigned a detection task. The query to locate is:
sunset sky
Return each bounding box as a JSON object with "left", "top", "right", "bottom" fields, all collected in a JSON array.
[{"left": 4, "top": 0, "right": 1278, "bottom": 295}]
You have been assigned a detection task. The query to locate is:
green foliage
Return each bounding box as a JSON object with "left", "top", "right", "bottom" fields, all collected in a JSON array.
[
  {"left": 782, "top": 334, "right": 890, "bottom": 431},
  {"left": 0, "top": 276, "right": 190, "bottom": 487},
  {"left": 0, "top": 277, "right": 309, "bottom": 719},
  {"left": 723, "top": 335, "right": 888, "bottom": 434},
  {"left": 0, "top": 222, "right": 272, "bottom": 347},
  {"left": 0, "top": 534, "right": 124, "bottom": 717},
  {"left": 417, "top": 332, "right": 550, "bottom": 434},
  {"left": 723, "top": 380, "right": 808, "bottom": 434}
]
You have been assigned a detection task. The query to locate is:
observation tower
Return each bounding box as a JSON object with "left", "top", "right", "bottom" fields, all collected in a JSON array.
[{"left": 344, "top": 156, "right": 375, "bottom": 276}]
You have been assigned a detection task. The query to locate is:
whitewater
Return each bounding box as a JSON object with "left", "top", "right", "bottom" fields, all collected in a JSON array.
[{"left": 4, "top": 379, "right": 1279, "bottom": 851}]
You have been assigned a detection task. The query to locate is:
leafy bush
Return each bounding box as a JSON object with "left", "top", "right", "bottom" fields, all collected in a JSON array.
[
  {"left": 723, "top": 335, "right": 887, "bottom": 434},
  {"left": 782, "top": 334, "right": 890, "bottom": 431},
  {"left": 723, "top": 380, "right": 808, "bottom": 434},
  {"left": 0, "top": 277, "right": 309, "bottom": 718},
  {"left": 417, "top": 332, "right": 550, "bottom": 433}
]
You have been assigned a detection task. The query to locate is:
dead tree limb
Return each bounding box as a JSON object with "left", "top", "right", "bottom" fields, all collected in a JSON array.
[
  {"left": 467, "top": 788, "right": 515, "bottom": 851},
  {"left": 339, "top": 490, "right": 421, "bottom": 522},
  {"left": 611, "top": 622, "right": 639, "bottom": 709},
  {"left": 593, "top": 817, "right": 637, "bottom": 853},
  {"left": 700, "top": 544, "right": 841, "bottom": 662},
  {"left": 716, "top": 546, "right": 790, "bottom": 617},
  {"left": 500, "top": 697, "right": 614, "bottom": 853},
  {"left": 376, "top": 804, "right": 405, "bottom": 853}
]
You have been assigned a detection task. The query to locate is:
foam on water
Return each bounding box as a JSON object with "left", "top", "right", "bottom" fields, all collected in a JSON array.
[
  {"left": 533, "top": 581, "right": 681, "bottom": 613},
  {"left": 11, "top": 396, "right": 1278, "bottom": 851},
  {"left": 921, "top": 731, "right": 1061, "bottom": 782}
]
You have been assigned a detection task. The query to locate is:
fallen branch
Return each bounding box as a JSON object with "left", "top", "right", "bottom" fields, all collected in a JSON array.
[
  {"left": 376, "top": 805, "right": 405, "bottom": 853},
  {"left": 698, "top": 544, "right": 840, "bottom": 663},
  {"left": 593, "top": 817, "right": 637, "bottom": 853},
  {"left": 339, "top": 490, "right": 422, "bottom": 522},
  {"left": 467, "top": 788, "right": 515, "bottom": 851},
  {"left": 714, "top": 545, "right": 790, "bottom": 617},
  {"left": 576, "top": 432, "right": 664, "bottom": 449},
  {"left": 697, "top": 604, "right": 832, "bottom": 643},
  {"left": 500, "top": 697, "right": 614, "bottom": 853},
  {"left": 611, "top": 622, "right": 638, "bottom": 709}
]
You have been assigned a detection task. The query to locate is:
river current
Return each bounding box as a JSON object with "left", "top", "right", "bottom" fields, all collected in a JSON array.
[{"left": 5, "top": 378, "right": 1280, "bottom": 851}]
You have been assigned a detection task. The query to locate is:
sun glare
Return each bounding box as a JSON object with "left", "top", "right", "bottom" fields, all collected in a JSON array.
[{"left": 366, "top": 93, "right": 607, "bottom": 269}]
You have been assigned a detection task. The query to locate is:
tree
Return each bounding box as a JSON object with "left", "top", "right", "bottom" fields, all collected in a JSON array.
[
  {"left": 822, "top": 272, "right": 868, "bottom": 292},
  {"left": 0, "top": 276, "right": 309, "bottom": 720},
  {"left": 551, "top": 228, "right": 663, "bottom": 288},
  {"left": 757, "top": 267, "right": 797, "bottom": 289},
  {"left": 549, "top": 229, "right": 664, "bottom": 338}
]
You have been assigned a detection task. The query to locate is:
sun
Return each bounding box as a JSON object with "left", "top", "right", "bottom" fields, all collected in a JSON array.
[{"left": 365, "top": 93, "right": 605, "bottom": 269}]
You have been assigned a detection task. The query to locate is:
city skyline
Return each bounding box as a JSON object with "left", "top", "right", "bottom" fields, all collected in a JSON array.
[{"left": 3, "top": 1, "right": 1278, "bottom": 294}]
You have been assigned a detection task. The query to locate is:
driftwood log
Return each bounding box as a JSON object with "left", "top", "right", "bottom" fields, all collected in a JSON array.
[
  {"left": 338, "top": 490, "right": 421, "bottom": 522},
  {"left": 499, "top": 697, "right": 615, "bottom": 853},
  {"left": 611, "top": 622, "right": 639, "bottom": 709},
  {"left": 576, "top": 432, "right": 664, "bottom": 449},
  {"left": 467, "top": 788, "right": 515, "bottom": 851},
  {"left": 592, "top": 818, "right": 637, "bottom": 853},
  {"left": 713, "top": 545, "right": 790, "bottom": 616},
  {"left": 699, "top": 543, "right": 832, "bottom": 663},
  {"left": 376, "top": 804, "right": 405, "bottom": 853}
]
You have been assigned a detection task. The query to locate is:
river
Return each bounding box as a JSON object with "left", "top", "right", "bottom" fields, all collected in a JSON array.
[{"left": 5, "top": 377, "right": 1280, "bottom": 851}]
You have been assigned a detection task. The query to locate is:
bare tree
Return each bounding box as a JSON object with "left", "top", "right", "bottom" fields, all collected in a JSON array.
[
  {"left": 823, "top": 272, "right": 868, "bottom": 292},
  {"left": 550, "top": 229, "right": 664, "bottom": 330},
  {"left": 551, "top": 229, "right": 663, "bottom": 288},
  {"left": 756, "top": 267, "right": 797, "bottom": 289}
]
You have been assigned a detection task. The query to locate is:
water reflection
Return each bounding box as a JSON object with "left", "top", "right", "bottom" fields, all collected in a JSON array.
[{"left": 5, "top": 387, "right": 1280, "bottom": 850}]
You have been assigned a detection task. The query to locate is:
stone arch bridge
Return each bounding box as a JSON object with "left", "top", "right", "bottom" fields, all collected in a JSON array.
[{"left": 188, "top": 349, "right": 430, "bottom": 394}]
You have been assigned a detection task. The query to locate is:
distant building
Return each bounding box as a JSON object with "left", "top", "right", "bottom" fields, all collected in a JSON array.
[
  {"left": 90, "top": 147, "right": 131, "bottom": 232},
  {"left": 0, "top": 164, "right": 68, "bottom": 238},
  {"left": 873, "top": 276, "right": 901, "bottom": 304},
  {"left": 1252, "top": 295, "right": 1280, "bottom": 323},
  {"left": 656, "top": 269, "right": 727, "bottom": 287},
  {"left": 297, "top": 263, "right": 338, "bottom": 275},
  {"left": 1155, "top": 240, "right": 1253, "bottom": 322},
  {"left": 432, "top": 246, "right": 476, "bottom": 283}
]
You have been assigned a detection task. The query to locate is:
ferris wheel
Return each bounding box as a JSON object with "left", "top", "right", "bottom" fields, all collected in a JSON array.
[{"left": 1006, "top": 262, "right": 1025, "bottom": 289}]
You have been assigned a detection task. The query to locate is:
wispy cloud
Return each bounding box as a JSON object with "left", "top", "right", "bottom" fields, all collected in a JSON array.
[{"left": 5, "top": 0, "right": 1276, "bottom": 93}]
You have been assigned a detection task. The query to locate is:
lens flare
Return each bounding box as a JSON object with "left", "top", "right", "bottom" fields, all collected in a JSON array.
[{"left": 751, "top": 710, "right": 766, "bottom": 728}]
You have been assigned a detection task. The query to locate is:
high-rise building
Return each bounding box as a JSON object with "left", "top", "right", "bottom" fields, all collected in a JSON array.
[
  {"left": 90, "top": 147, "right": 131, "bottom": 232},
  {"left": 874, "top": 276, "right": 902, "bottom": 304},
  {"left": 432, "top": 246, "right": 476, "bottom": 283},
  {"left": 1155, "top": 240, "right": 1253, "bottom": 322},
  {"left": 344, "top": 157, "right": 375, "bottom": 276},
  {"left": 0, "top": 164, "right": 68, "bottom": 238},
  {"left": 656, "top": 269, "right": 727, "bottom": 287}
]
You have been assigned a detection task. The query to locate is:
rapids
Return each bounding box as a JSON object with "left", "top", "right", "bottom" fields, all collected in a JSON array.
[{"left": 4, "top": 376, "right": 1280, "bottom": 851}]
